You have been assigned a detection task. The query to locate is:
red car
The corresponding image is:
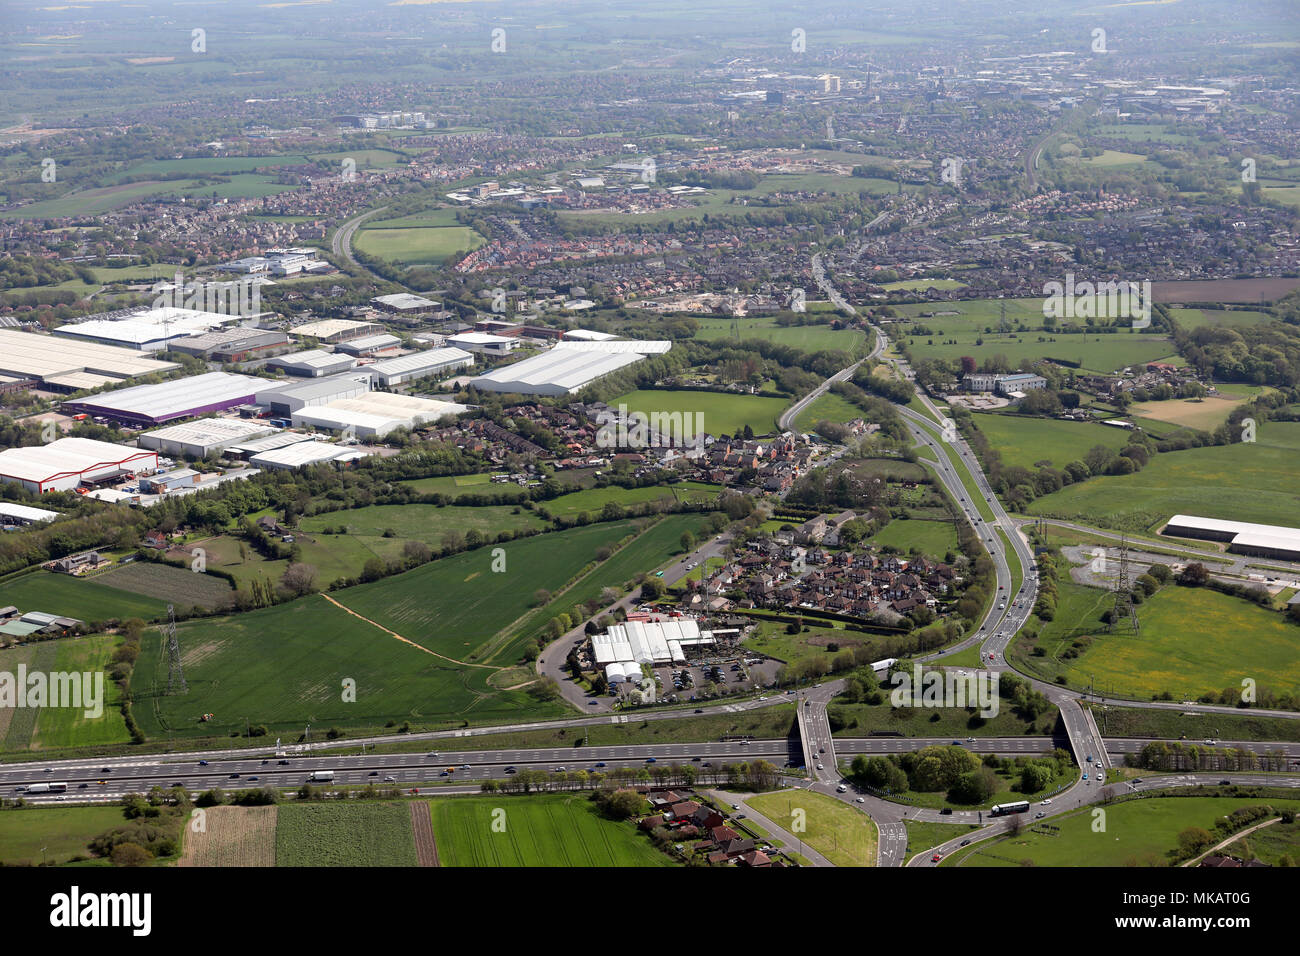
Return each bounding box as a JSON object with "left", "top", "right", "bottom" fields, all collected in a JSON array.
[{"left": 931, "top": 854, "right": 942, "bottom": 863}]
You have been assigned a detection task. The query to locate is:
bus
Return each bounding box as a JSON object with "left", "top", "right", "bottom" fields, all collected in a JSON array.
[
  {"left": 24, "top": 782, "right": 68, "bottom": 794},
  {"left": 989, "top": 800, "right": 1030, "bottom": 817}
]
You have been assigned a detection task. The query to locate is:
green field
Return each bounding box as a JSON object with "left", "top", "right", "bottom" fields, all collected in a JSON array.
[
  {"left": 890, "top": 300, "right": 1177, "bottom": 373},
  {"left": 793, "top": 391, "right": 866, "bottom": 433},
  {"left": 694, "top": 316, "right": 866, "bottom": 354},
  {"left": 429, "top": 793, "right": 673, "bottom": 866},
  {"left": 299, "top": 503, "right": 547, "bottom": 544},
  {"left": 747, "top": 789, "right": 877, "bottom": 866},
  {"left": 868, "top": 517, "right": 959, "bottom": 560},
  {"left": 1026, "top": 421, "right": 1300, "bottom": 530},
  {"left": 0, "top": 805, "right": 128, "bottom": 865},
  {"left": 0, "top": 570, "right": 168, "bottom": 624},
  {"left": 401, "top": 472, "right": 499, "bottom": 495},
  {"left": 1031, "top": 580, "right": 1300, "bottom": 701},
  {"left": 275, "top": 802, "right": 417, "bottom": 866},
  {"left": 1169, "top": 307, "right": 1276, "bottom": 329},
  {"left": 31, "top": 634, "right": 131, "bottom": 750},
  {"left": 972, "top": 412, "right": 1135, "bottom": 472},
  {"left": 945, "top": 795, "right": 1300, "bottom": 867},
  {"left": 612, "top": 389, "right": 790, "bottom": 437},
  {"left": 93, "top": 562, "right": 234, "bottom": 610},
  {"left": 135, "top": 523, "right": 645, "bottom": 740},
  {"left": 354, "top": 224, "right": 485, "bottom": 265},
  {"left": 541, "top": 482, "right": 719, "bottom": 519}
]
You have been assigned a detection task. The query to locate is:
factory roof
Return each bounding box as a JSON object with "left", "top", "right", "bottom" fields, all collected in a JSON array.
[{"left": 0, "top": 329, "right": 178, "bottom": 381}]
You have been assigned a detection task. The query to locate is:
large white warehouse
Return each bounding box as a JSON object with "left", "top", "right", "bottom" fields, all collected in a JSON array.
[
  {"left": 364, "top": 347, "right": 474, "bottom": 387},
  {"left": 469, "top": 348, "right": 647, "bottom": 397},
  {"left": 0, "top": 438, "right": 158, "bottom": 494},
  {"left": 137, "top": 418, "right": 277, "bottom": 458},
  {"left": 291, "top": 392, "right": 467, "bottom": 438}
]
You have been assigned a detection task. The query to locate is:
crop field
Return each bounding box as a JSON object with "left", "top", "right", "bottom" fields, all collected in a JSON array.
[
  {"left": 747, "top": 789, "right": 877, "bottom": 866},
  {"left": 1026, "top": 421, "right": 1300, "bottom": 530},
  {"left": 868, "top": 517, "right": 959, "bottom": 559},
  {"left": 1127, "top": 394, "right": 1253, "bottom": 431},
  {"left": 0, "top": 644, "right": 36, "bottom": 745},
  {"left": 693, "top": 316, "right": 866, "bottom": 354},
  {"left": 1153, "top": 278, "right": 1300, "bottom": 305},
  {"left": 354, "top": 224, "right": 485, "bottom": 265},
  {"left": 1034, "top": 581, "right": 1300, "bottom": 701},
  {"left": 0, "top": 181, "right": 191, "bottom": 219},
  {"left": 944, "top": 796, "right": 1300, "bottom": 867},
  {"left": 179, "top": 805, "right": 277, "bottom": 867},
  {"left": 0, "top": 805, "right": 127, "bottom": 866},
  {"left": 429, "top": 794, "right": 672, "bottom": 867},
  {"left": 0, "top": 570, "right": 167, "bottom": 623},
  {"left": 0, "top": 641, "right": 55, "bottom": 750},
  {"left": 971, "top": 412, "right": 1134, "bottom": 472},
  {"left": 611, "top": 389, "right": 790, "bottom": 437},
  {"left": 541, "top": 482, "right": 719, "bottom": 519},
  {"left": 30, "top": 633, "right": 130, "bottom": 750},
  {"left": 94, "top": 562, "right": 234, "bottom": 610},
  {"left": 275, "top": 802, "right": 417, "bottom": 867},
  {"left": 339, "top": 520, "right": 640, "bottom": 664},
  {"left": 299, "top": 503, "right": 548, "bottom": 544}
]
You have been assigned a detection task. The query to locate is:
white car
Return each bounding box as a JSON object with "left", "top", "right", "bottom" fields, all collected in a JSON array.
[
  {"left": 1040, "top": 799, "right": 1052, "bottom": 806},
  {"left": 837, "top": 784, "right": 848, "bottom": 793},
  {"left": 816, "top": 763, "right": 824, "bottom": 770}
]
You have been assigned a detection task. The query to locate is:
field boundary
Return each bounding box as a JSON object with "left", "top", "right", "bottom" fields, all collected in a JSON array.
[{"left": 411, "top": 801, "right": 439, "bottom": 867}]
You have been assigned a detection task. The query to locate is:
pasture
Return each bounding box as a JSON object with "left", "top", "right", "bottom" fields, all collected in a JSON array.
[
  {"left": 868, "top": 517, "right": 959, "bottom": 559},
  {"left": 299, "top": 503, "right": 548, "bottom": 544},
  {"left": 611, "top": 389, "right": 790, "bottom": 437},
  {"left": 971, "top": 412, "right": 1135, "bottom": 471},
  {"left": 429, "top": 793, "right": 672, "bottom": 867},
  {"left": 541, "top": 482, "right": 719, "bottom": 519},
  {"left": 30, "top": 633, "right": 131, "bottom": 750},
  {"left": 1026, "top": 421, "right": 1300, "bottom": 530},
  {"left": 793, "top": 391, "right": 866, "bottom": 432}
]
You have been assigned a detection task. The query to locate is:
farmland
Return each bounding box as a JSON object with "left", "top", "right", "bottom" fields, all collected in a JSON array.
[
  {"left": 944, "top": 795, "right": 1300, "bottom": 867},
  {"left": 93, "top": 562, "right": 234, "bottom": 611},
  {"left": 30, "top": 634, "right": 130, "bottom": 751},
  {"left": 971, "top": 412, "right": 1134, "bottom": 472},
  {"left": 611, "top": 389, "right": 791, "bottom": 437},
  {"left": 1026, "top": 421, "right": 1300, "bottom": 530},
  {"left": 275, "top": 802, "right": 417, "bottom": 866},
  {"left": 0, "top": 570, "right": 168, "bottom": 624},
  {"left": 1127, "top": 393, "right": 1255, "bottom": 431},
  {"left": 541, "top": 482, "right": 719, "bottom": 519},
  {"left": 1027, "top": 581, "right": 1300, "bottom": 701},
  {"left": 135, "top": 521, "right": 653, "bottom": 741},
  {"left": 299, "top": 503, "right": 548, "bottom": 545},
  {"left": 429, "top": 793, "right": 673, "bottom": 867},
  {"left": 793, "top": 391, "right": 867, "bottom": 432},
  {"left": 179, "top": 805, "right": 277, "bottom": 867}
]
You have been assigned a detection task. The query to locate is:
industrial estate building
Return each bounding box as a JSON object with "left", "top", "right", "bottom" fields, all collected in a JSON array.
[
  {"left": 0, "top": 438, "right": 158, "bottom": 494},
  {"left": 0, "top": 329, "right": 179, "bottom": 392},
  {"left": 447, "top": 331, "right": 518, "bottom": 355},
  {"left": 291, "top": 319, "right": 382, "bottom": 343},
  {"left": 248, "top": 441, "right": 368, "bottom": 471},
  {"left": 1163, "top": 514, "right": 1300, "bottom": 562},
  {"left": 62, "top": 372, "right": 268, "bottom": 426},
  {"left": 169, "top": 327, "right": 291, "bottom": 362},
  {"left": 255, "top": 372, "right": 372, "bottom": 416},
  {"left": 137, "top": 418, "right": 277, "bottom": 458},
  {"left": 268, "top": 349, "right": 359, "bottom": 378},
  {"left": 469, "top": 347, "right": 646, "bottom": 396},
  {"left": 335, "top": 333, "right": 403, "bottom": 357},
  {"left": 291, "top": 392, "right": 468, "bottom": 438},
  {"left": 0, "top": 502, "right": 61, "bottom": 527},
  {"left": 363, "top": 347, "right": 474, "bottom": 387},
  {"left": 54, "top": 307, "right": 245, "bottom": 352}
]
